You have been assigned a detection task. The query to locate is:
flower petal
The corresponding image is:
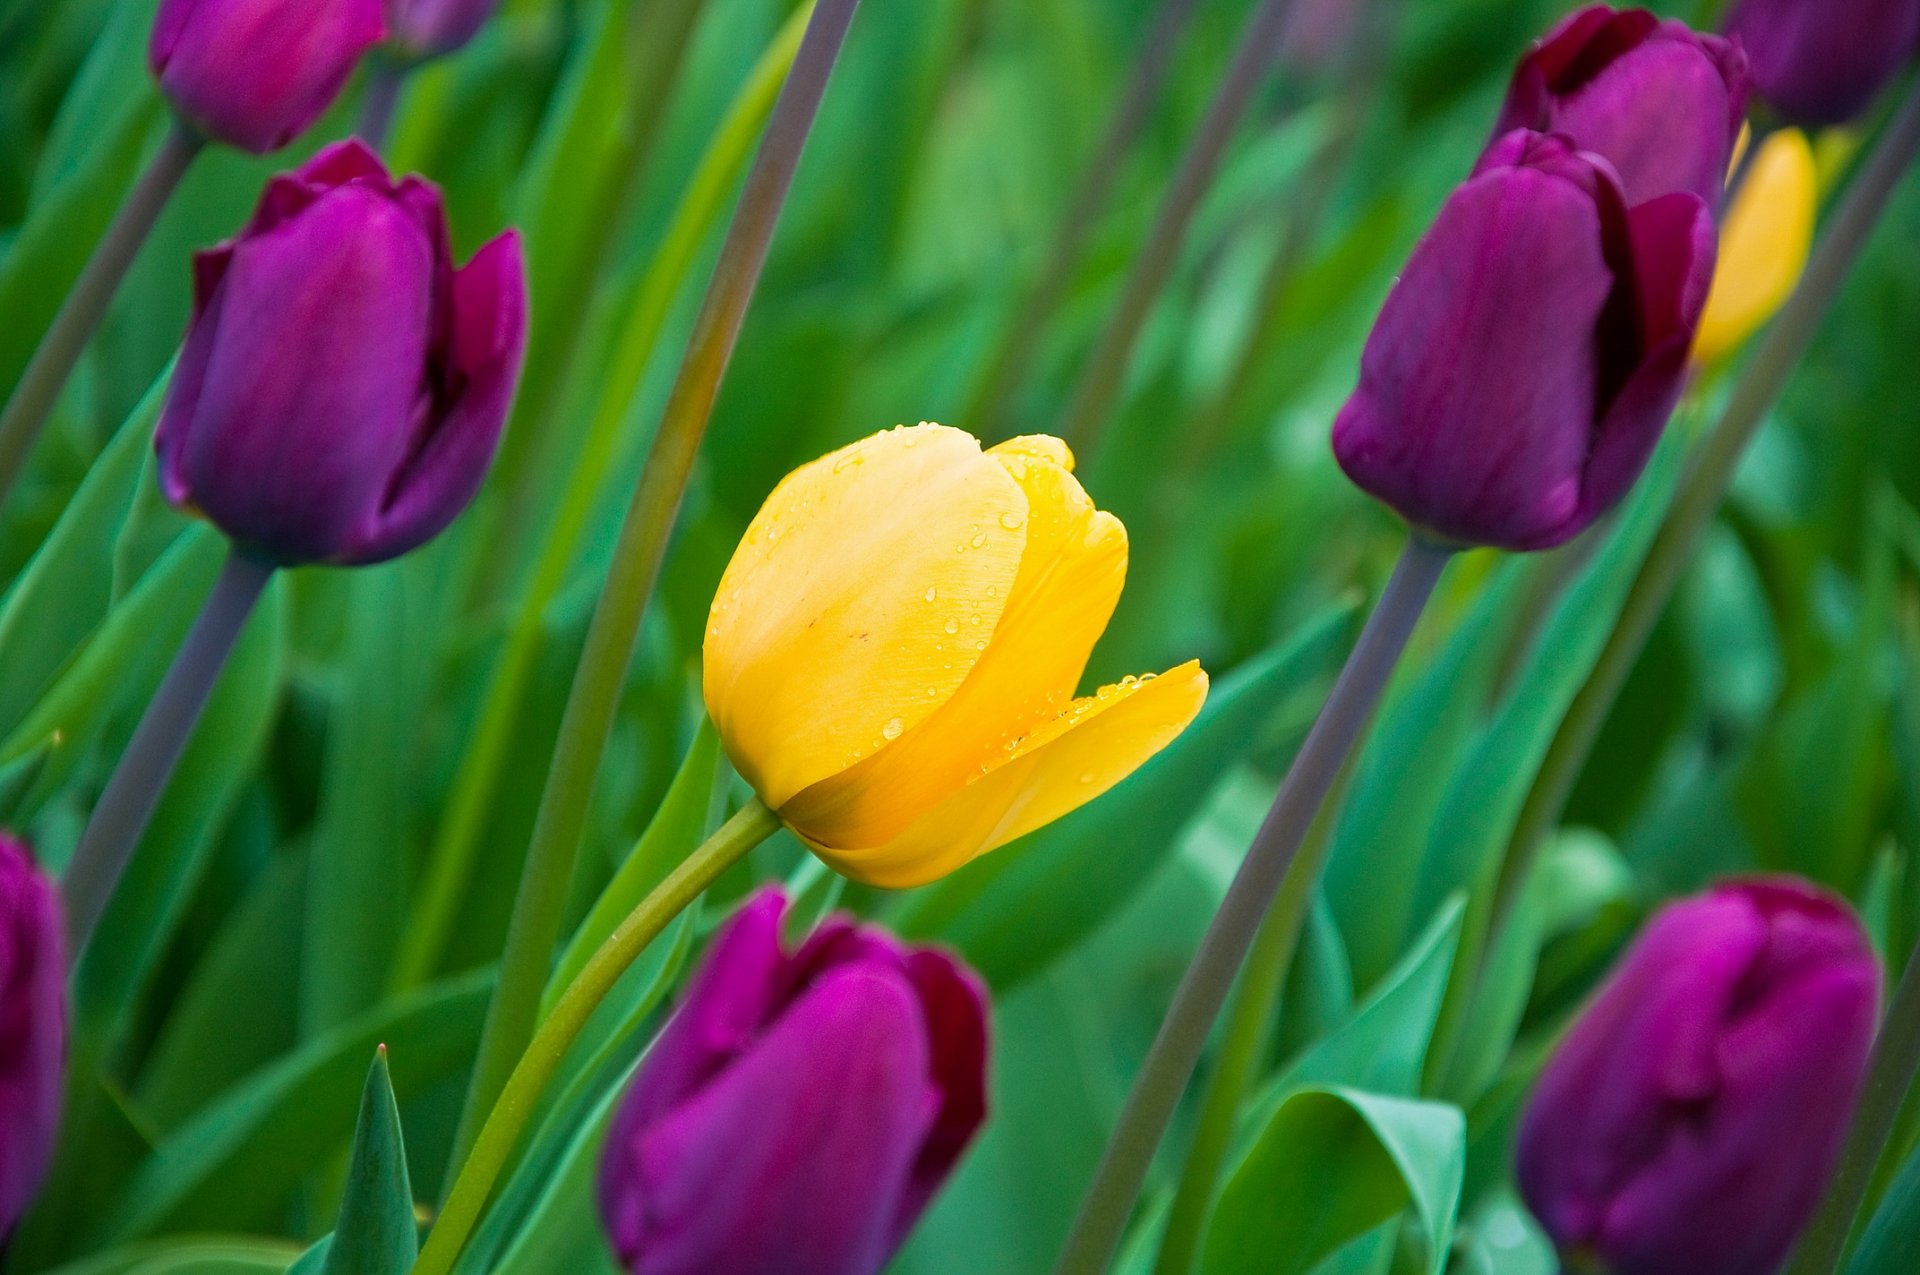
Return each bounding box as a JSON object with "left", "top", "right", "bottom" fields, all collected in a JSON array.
[
  {"left": 703, "top": 424, "right": 1028, "bottom": 808},
  {"left": 809, "top": 660, "right": 1209, "bottom": 888},
  {"left": 1693, "top": 129, "right": 1815, "bottom": 366},
  {"left": 781, "top": 440, "right": 1126, "bottom": 847}
]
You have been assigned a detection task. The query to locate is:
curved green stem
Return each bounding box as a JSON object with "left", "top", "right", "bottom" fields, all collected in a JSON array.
[{"left": 412, "top": 799, "right": 779, "bottom": 1275}]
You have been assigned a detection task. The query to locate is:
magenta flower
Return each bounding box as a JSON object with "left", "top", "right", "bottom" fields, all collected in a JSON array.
[
  {"left": 150, "top": 0, "right": 387, "bottom": 154},
  {"left": 1331, "top": 130, "right": 1714, "bottom": 551},
  {"left": 1517, "top": 877, "right": 1880, "bottom": 1275},
  {"left": 387, "top": 0, "right": 498, "bottom": 61},
  {"left": 0, "top": 833, "right": 65, "bottom": 1240},
  {"left": 1724, "top": 0, "right": 1920, "bottom": 127},
  {"left": 156, "top": 140, "right": 528, "bottom": 567},
  {"left": 597, "top": 890, "right": 990, "bottom": 1275},
  {"left": 1494, "top": 5, "right": 1749, "bottom": 208}
]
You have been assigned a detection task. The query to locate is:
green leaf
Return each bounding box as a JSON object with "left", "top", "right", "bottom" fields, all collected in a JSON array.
[
  {"left": 34, "top": 1238, "right": 302, "bottom": 1275},
  {"left": 892, "top": 602, "right": 1355, "bottom": 988},
  {"left": 1201, "top": 1087, "right": 1464, "bottom": 1275},
  {"left": 319, "top": 1049, "right": 419, "bottom": 1275},
  {"left": 1850, "top": 1132, "right": 1920, "bottom": 1275}
]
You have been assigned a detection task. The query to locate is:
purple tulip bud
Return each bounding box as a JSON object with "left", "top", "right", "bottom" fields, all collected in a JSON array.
[
  {"left": 0, "top": 834, "right": 65, "bottom": 1240},
  {"left": 387, "top": 0, "right": 498, "bottom": 61},
  {"left": 1331, "top": 130, "right": 1715, "bottom": 551},
  {"left": 598, "top": 890, "right": 990, "bottom": 1275},
  {"left": 155, "top": 140, "right": 528, "bottom": 567},
  {"left": 1493, "top": 6, "right": 1749, "bottom": 208},
  {"left": 1517, "top": 877, "right": 1880, "bottom": 1275},
  {"left": 1724, "top": 0, "right": 1920, "bottom": 128},
  {"left": 150, "top": 0, "right": 387, "bottom": 154}
]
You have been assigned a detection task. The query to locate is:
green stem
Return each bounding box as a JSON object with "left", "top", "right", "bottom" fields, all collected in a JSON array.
[
  {"left": 1490, "top": 79, "right": 1920, "bottom": 929},
  {"left": 1057, "top": 0, "right": 1295, "bottom": 459},
  {"left": 1784, "top": 939, "right": 1920, "bottom": 1275},
  {"left": 1056, "top": 536, "right": 1451, "bottom": 1275},
  {"left": 412, "top": 799, "right": 780, "bottom": 1275},
  {"left": 357, "top": 58, "right": 410, "bottom": 151},
  {"left": 444, "top": 0, "right": 861, "bottom": 1181},
  {"left": 389, "top": 1, "right": 812, "bottom": 995},
  {"left": 0, "top": 125, "right": 201, "bottom": 514}
]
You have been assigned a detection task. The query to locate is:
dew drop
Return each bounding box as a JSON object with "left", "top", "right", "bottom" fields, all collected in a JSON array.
[
  {"left": 944, "top": 620, "right": 959, "bottom": 635},
  {"left": 882, "top": 718, "right": 905, "bottom": 741},
  {"left": 970, "top": 531, "right": 989, "bottom": 548},
  {"left": 1078, "top": 772, "right": 1095, "bottom": 785},
  {"left": 999, "top": 511, "right": 1025, "bottom": 530},
  {"left": 924, "top": 585, "right": 938, "bottom": 603}
]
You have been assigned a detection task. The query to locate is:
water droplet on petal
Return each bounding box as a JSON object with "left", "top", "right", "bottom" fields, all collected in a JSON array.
[
  {"left": 925, "top": 585, "right": 938, "bottom": 603},
  {"left": 944, "top": 619, "right": 959, "bottom": 635},
  {"left": 999, "top": 512, "right": 1025, "bottom": 530},
  {"left": 882, "top": 718, "right": 905, "bottom": 741}
]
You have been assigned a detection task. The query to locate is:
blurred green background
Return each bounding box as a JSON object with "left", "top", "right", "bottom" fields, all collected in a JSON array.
[{"left": 1, "top": 0, "right": 1917, "bottom": 1271}]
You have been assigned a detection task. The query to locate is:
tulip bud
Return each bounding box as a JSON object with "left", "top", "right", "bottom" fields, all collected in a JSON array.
[
  {"left": 1517, "top": 877, "right": 1880, "bottom": 1275},
  {"left": 0, "top": 834, "right": 65, "bottom": 1239},
  {"left": 150, "top": 0, "right": 387, "bottom": 154},
  {"left": 1694, "top": 129, "right": 1818, "bottom": 365},
  {"left": 387, "top": 0, "right": 498, "bottom": 62},
  {"left": 702, "top": 424, "right": 1209, "bottom": 889},
  {"left": 155, "top": 140, "right": 528, "bottom": 568},
  {"left": 1493, "top": 6, "right": 1749, "bottom": 208},
  {"left": 1724, "top": 0, "right": 1920, "bottom": 128},
  {"left": 598, "top": 890, "right": 989, "bottom": 1275},
  {"left": 1332, "top": 131, "right": 1715, "bottom": 551}
]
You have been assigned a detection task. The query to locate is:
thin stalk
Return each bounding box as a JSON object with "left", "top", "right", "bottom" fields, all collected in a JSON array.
[
  {"left": 445, "top": 0, "right": 861, "bottom": 1178},
  {"left": 413, "top": 799, "right": 780, "bottom": 1275},
  {"left": 1491, "top": 80, "right": 1920, "bottom": 927},
  {"left": 357, "top": 58, "right": 410, "bottom": 151},
  {"left": 964, "top": 0, "right": 1203, "bottom": 438},
  {"left": 390, "top": 3, "right": 813, "bottom": 995},
  {"left": 1058, "top": 0, "right": 1295, "bottom": 458},
  {"left": 60, "top": 550, "right": 273, "bottom": 960},
  {"left": 0, "top": 125, "right": 202, "bottom": 513},
  {"left": 1785, "top": 938, "right": 1920, "bottom": 1275},
  {"left": 1056, "top": 536, "right": 1452, "bottom": 1275}
]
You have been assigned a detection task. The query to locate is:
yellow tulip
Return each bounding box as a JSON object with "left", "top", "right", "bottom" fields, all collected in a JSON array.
[
  {"left": 703, "top": 423, "right": 1209, "bottom": 888},
  {"left": 1694, "top": 128, "right": 1817, "bottom": 366}
]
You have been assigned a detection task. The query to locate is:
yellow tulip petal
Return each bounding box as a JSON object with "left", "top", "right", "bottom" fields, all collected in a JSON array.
[
  {"left": 703, "top": 424, "right": 1028, "bottom": 807},
  {"left": 1694, "top": 129, "right": 1816, "bottom": 366},
  {"left": 807, "top": 660, "right": 1210, "bottom": 889},
  {"left": 782, "top": 443, "right": 1128, "bottom": 846},
  {"left": 991, "top": 434, "right": 1076, "bottom": 472}
]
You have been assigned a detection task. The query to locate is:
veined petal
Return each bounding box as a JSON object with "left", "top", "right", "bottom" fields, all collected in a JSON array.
[
  {"left": 703, "top": 424, "right": 1028, "bottom": 808},
  {"left": 808, "top": 661, "right": 1209, "bottom": 888},
  {"left": 1693, "top": 129, "right": 1816, "bottom": 366},
  {"left": 782, "top": 441, "right": 1127, "bottom": 847}
]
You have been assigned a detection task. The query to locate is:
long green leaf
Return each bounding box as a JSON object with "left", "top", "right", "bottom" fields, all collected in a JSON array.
[{"left": 320, "top": 1049, "right": 419, "bottom": 1275}]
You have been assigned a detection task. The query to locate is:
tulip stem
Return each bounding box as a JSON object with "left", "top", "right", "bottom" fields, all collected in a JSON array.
[
  {"left": 962, "top": 0, "right": 1203, "bottom": 438},
  {"left": 1055, "top": 535, "right": 1451, "bottom": 1275},
  {"left": 445, "top": 0, "right": 861, "bottom": 1186},
  {"left": 357, "top": 59, "right": 410, "bottom": 152},
  {"left": 1490, "top": 78, "right": 1920, "bottom": 932},
  {"left": 1784, "top": 940, "right": 1920, "bottom": 1275},
  {"left": 60, "top": 549, "right": 273, "bottom": 962},
  {"left": 0, "top": 124, "right": 202, "bottom": 516},
  {"left": 413, "top": 799, "right": 780, "bottom": 1275}
]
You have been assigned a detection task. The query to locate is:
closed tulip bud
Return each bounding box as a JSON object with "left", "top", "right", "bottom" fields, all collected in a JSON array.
[
  {"left": 702, "top": 424, "right": 1209, "bottom": 888},
  {"left": 598, "top": 890, "right": 989, "bottom": 1275},
  {"left": 1332, "top": 131, "right": 1715, "bottom": 551},
  {"left": 0, "top": 834, "right": 65, "bottom": 1239},
  {"left": 1694, "top": 129, "right": 1818, "bottom": 365},
  {"left": 1517, "top": 877, "right": 1880, "bottom": 1275},
  {"left": 1494, "top": 5, "right": 1749, "bottom": 208},
  {"left": 387, "top": 0, "right": 498, "bottom": 61},
  {"left": 155, "top": 140, "right": 528, "bottom": 568},
  {"left": 1724, "top": 0, "right": 1920, "bottom": 128},
  {"left": 151, "top": 0, "right": 386, "bottom": 154}
]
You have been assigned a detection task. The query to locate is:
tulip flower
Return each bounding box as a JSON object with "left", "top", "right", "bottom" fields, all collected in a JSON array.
[
  {"left": 387, "top": 0, "right": 498, "bottom": 61},
  {"left": 598, "top": 889, "right": 988, "bottom": 1275},
  {"left": 1494, "top": 5, "right": 1749, "bottom": 208},
  {"left": 157, "top": 138, "right": 528, "bottom": 568},
  {"left": 1332, "top": 130, "right": 1715, "bottom": 551},
  {"left": 151, "top": 0, "right": 387, "bottom": 154},
  {"left": 1517, "top": 877, "right": 1879, "bottom": 1275},
  {"left": 1724, "top": 0, "right": 1920, "bottom": 128},
  {"left": 702, "top": 424, "right": 1209, "bottom": 889},
  {"left": 1695, "top": 129, "right": 1818, "bottom": 365},
  {"left": 0, "top": 834, "right": 64, "bottom": 1239}
]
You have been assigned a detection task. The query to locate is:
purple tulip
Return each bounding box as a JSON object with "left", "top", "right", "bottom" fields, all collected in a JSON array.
[
  {"left": 387, "top": 0, "right": 498, "bottom": 61},
  {"left": 150, "top": 0, "right": 386, "bottom": 154},
  {"left": 1517, "top": 877, "right": 1880, "bottom": 1275},
  {"left": 0, "top": 834, "right": 65, "bottom": 1240},
  {"left": 1331, "top": 130, "right": 1715, "bottom": 551},
  {"left": 155, "top": 140, "right": 528, "bottom": 567},
  {"left": 1493, "top": 5, "right": 1749, "bottom": 208},
  {"left": 598, "top": 890, "right": 990, "bottom": 1275},
  {"left": 1724, "top": 0, "right": 1920, "bottom": 127}
]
